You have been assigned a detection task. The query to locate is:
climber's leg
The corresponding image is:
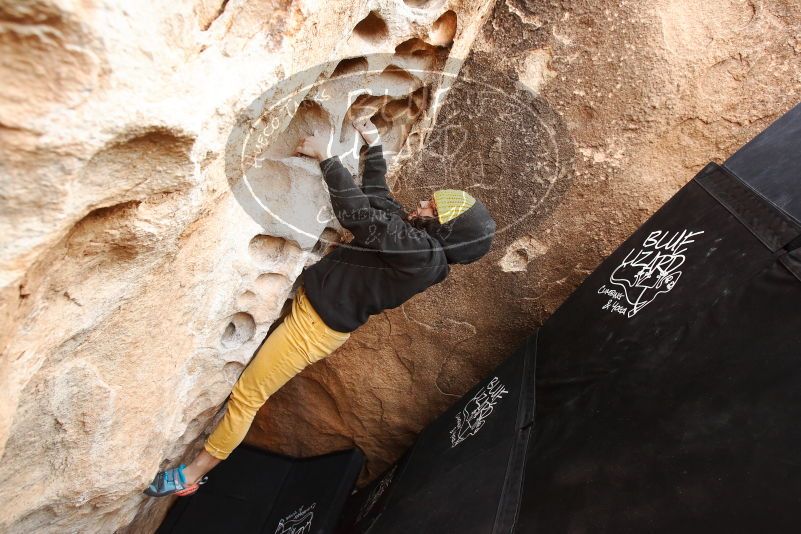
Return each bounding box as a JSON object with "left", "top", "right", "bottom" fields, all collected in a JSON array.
[
  {"left": 181, "top": 449, "right": 220, "bottom": 486},
  {"left": 193, "top": 285, "right": 350, "bottom": 476}
]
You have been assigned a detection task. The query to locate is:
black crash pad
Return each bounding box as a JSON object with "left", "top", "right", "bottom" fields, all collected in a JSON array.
[
  {"left": 334, "top": 449, "right": 411, "bottom": 533},
  {"left": 336, "top": 333, "right": 537, "bottom": 533},
  {"left": 518, "top": 105, "right": 801, "bottom": 532},
  {"left": 724, "top": 101, "right": 801, "bottom": 223},
  {"left": 158, "top": 445, "right": 363, "bottom": 534}
]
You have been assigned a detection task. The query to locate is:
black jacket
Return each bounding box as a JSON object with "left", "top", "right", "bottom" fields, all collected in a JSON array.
[{"left": 302, "top": 144, "right": 495, "bottom": 333}]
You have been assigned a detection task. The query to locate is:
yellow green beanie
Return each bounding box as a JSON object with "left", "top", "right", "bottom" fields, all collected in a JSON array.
[{"left": 433, "top": 189, "right": 476, "bottom": 224}]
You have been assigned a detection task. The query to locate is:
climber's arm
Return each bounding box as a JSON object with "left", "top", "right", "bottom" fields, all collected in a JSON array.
[
  {"left": 361, "top": 144, "right": 399, "bottom": 202},
  {"left": 352, "top": 120, "right": 405, "bottom": 213},
  {"left": 361, "top": 144, "right": 406, "bottom": 215},
  {"left": 319, "top": 155, "right": 428, "bottom": 259}
]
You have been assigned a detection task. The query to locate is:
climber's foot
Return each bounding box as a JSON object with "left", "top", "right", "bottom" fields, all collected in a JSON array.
[{"left": 143, "top": 464, "right": 208, "bottom": 497}]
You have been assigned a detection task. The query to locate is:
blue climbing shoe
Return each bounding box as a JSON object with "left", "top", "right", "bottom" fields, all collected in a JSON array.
[{"left": 144, "top": 464, "right": 208, "bottom": 497}]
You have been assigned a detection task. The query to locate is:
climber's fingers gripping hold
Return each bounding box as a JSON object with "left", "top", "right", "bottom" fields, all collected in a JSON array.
[
  {"left": 295, "top": 129, "right": 332, "bottom": 161},
  {"left": 352, "top": 118, "right": 379, "bottom": 145}
]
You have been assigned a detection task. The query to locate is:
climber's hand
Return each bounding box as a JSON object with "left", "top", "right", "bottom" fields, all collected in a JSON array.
[
  {"left": 352, "top": 118, "right": 380, "bottom": 146},
  {"left": 295, "top": 130, "right": 332, "bottom": 161}
]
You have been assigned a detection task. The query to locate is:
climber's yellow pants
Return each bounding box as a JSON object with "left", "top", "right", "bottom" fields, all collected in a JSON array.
[{"left": 204, "top": 284, "right": 351, "bottom": 460}]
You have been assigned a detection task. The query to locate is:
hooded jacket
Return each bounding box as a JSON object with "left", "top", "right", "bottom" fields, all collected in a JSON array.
[{"left": 301, "top": 144, "right": 496, "bottom": 333}]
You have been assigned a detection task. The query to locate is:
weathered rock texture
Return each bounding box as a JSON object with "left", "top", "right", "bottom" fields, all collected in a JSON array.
[
  {"left": 244, "top": 0, "right": 801, "bottom": 492},
  {"left": 1, "top": 0, "right": 799, "bottom": 532},
  {"left": 0, "top": 0, "right": 494, "bottom": 532}
]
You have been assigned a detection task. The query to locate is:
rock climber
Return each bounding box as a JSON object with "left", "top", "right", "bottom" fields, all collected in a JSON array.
[{"left": 144, "top": 118, "right": 496, "bottom": 497}]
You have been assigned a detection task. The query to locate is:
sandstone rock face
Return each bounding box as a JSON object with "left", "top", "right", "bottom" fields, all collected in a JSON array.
[
  {"left": 244, "top": 0, "right": 801, "bottom": 491},
  {"left": 0, "top": 0, "right": 494, "bottom": 531}
]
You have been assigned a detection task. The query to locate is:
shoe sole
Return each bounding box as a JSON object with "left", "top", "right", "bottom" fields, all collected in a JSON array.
[{"left": 174, "top": 484, "right": 199, "bottom": 497}]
